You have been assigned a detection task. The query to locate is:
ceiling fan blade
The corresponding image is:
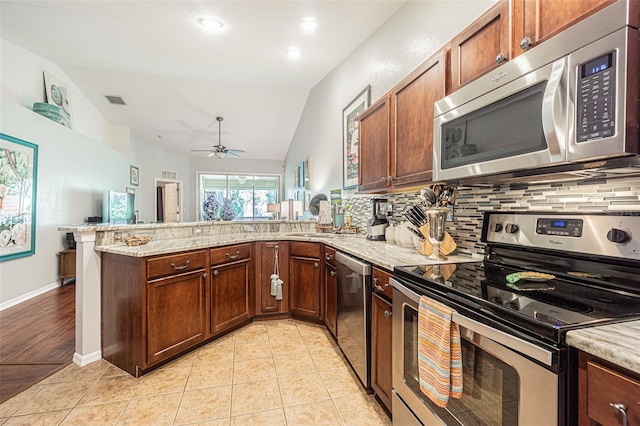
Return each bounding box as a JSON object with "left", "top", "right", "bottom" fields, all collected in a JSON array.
[
  {"left": 227, "top": 149, "right": 245, "bottom": 154},
  {"left": 191, "top": 149, "right": 215, "bottom": 152},
  {"left": 226, "top": 151, "right": 240, "bottom": 158}
]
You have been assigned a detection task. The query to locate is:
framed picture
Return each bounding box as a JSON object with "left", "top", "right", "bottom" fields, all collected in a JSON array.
[
  {"left": 130, "top": 165, "right": 139, "bottom": 186},
  {"left": 0, "top": 133, "right": 38, "bottom": 262},
  {"left": 342, "top": 85, "right": 370, "bottom": 189},
  {"left": 44, "top": 71, "right": 74, "bottom": 129}
]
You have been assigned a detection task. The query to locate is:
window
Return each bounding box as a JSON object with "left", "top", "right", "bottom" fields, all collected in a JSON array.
[{"left": 198, "top": 173, "right": 280, "bottom": 221}]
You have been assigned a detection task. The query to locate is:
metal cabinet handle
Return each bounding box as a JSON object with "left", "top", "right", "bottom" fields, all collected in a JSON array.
[
  {"left": 384, "top": 310, "right": 392, "bottom": 318},
  {"left": 330, "top": 270, "right": 336, "bottom": 276},
  {"left": 314, "top": 262, "right": 319, "bottom": 268},
  {"left": 226, "top": 251, "right": 240, "bottom": 259},
  {"left": 388, "top": 176, "right": 394, "bottom": 182},
  {"left": 212, "top": 269, "right": 219, "bottom": 276},
  {"left": 495, "top": 53, "right": 506, "bottom": 64},
  {"left": 373, "top": 277, "right": 390, "bottom": 292},
  {"left": 325, "top": 253, "right": 333, "bottom": 261},
  {"left": 519, "top": 36, "right": 532, "bottom": 50},
  {"left": 380, "top": 177, "right": 387, "bottom": 182},
  {"left": 202, "top": 272, "right": 208, "bottom": 278},
  {"left": 170, "top": 260, "right": 190, "bottom": 270},
  {"left": 610, "top": 403, "right": 627, "bottom": 426}
]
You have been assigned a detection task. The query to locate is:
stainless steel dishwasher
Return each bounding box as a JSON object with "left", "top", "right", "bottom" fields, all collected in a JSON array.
[{"left": 335, "top": 251, "right": 372, "bottom": 391}]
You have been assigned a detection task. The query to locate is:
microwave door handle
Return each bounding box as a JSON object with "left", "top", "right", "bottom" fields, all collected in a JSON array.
[{"left": 541, "top": 58, "right": 566, "bottom": 162}]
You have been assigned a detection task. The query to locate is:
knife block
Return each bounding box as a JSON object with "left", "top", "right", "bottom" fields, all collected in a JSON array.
[{"left": 416, "top": 224, "right": 457, "bottom": 257}]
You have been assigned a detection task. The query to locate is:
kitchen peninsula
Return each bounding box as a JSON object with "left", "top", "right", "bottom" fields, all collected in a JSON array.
[{"left": 59, "top": 220, "right": 477, "bottom": 375}]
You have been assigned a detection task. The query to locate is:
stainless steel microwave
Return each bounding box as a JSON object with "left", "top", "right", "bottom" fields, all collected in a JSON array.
[{"left": 433, "top": 1, "right": 639, "bottom": 183}]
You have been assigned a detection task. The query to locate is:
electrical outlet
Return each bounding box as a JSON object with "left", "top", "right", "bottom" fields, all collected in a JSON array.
[{"left": 192, "top": 227, "right": 203, "bottom": 236}]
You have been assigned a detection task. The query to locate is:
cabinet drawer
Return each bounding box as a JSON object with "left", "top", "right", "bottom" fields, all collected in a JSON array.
[
  {"left": 372, "top": 267, "right": 393, "bottom": 300},
  {"left": 147, "top": 250, "right": 207, "bottom": 280},
  {"left": 290, "top": 241, "right": 320, "bottom": 259},
  {"left": 210, "top": 243, "right": 251, "bottom": 265},
  {"left": 587, "top": 361, "right": 640, "bottom": 426},
  {"left": 323, "top": 246, "right": 337, "bottom": 266}
]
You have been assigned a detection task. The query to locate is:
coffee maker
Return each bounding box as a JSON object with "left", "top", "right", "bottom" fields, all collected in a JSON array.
[{"left": 366, "top": 198, "right": 389, "bottom": 241}]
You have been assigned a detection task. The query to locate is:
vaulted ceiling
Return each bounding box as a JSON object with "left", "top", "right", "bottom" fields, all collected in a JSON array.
[{"left": 1, "top": 1, "right": 405, "bottom": 160}]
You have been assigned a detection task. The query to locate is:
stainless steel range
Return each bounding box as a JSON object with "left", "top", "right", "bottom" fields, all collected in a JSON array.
[{"left": 391, "top": 211, "right": 640, "bottom": 425}]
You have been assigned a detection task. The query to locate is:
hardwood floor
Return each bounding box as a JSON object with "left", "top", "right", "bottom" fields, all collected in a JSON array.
[{"left": 0, "top": 284, "right": 75, "bottom": 403}]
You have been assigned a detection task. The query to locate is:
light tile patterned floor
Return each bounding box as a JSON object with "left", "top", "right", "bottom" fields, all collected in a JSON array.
[{"left": 0, "top": 320, "right": 391, "bottom": 425}]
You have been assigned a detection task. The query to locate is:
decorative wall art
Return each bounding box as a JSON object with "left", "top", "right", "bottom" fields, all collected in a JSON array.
[
  {"left": 0, "top": 133, "right": 38, "bottom": 261},
  {"left": 43, "top": 71, "right": 74, "bottom": 129},
  {"left": 342, "top": 85, "right": 370, "bottom": 189},
  {"left": 130, "top": 165, "right": 139, "bottom": 186}
]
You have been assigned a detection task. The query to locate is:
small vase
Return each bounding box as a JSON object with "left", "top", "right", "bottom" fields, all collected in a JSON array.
[
  {"left": 203, "top": 193, "right": 219, "bottom": 221},
  {"left": 220, "top": 198, "right": 237, "bottom": 221}
]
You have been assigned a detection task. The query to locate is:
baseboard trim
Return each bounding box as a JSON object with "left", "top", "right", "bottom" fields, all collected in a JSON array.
[
  {"left": 73, "top": 351, "right": 102, "bottom": 367},
  {"left": 0, "top": 281, "right": 61, "bottom": 311}
]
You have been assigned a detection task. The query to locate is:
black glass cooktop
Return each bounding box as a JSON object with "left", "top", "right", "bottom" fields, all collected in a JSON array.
[{"left": 394, "top": 253, "right": 640, "bottom": 344}]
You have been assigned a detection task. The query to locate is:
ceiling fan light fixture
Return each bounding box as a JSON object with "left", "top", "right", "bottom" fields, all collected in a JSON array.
[{"left": 213, "top": 151, "right": 226, "bottom": 159}]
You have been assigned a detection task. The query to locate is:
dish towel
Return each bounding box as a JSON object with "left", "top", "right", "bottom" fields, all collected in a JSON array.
[{"left": 418, "top": 295, "right": 463, "bottom": 408}]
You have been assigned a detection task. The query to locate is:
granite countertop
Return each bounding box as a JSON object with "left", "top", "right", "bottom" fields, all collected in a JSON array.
[
  {"left": 93, "top": 232, "right": 481, "bottom": 271},
  {"left": 566, "top": 320, "right": 640, "bottom": 374}
]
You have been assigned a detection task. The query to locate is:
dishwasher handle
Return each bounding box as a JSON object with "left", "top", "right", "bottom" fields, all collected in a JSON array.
[{"left": 335, "top": 251, "right": 371, "bottom": 276}]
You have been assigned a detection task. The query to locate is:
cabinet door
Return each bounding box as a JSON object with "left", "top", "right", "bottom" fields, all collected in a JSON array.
[
  {"left": 146, "top": 271, "right": 206, "bottom": 366},
  {"left": 358, "top": 94, "right": 392, "bottom": 192},
  {"left": 257, "top": 242, "right": 289, "bottom": 316},
  {"left": 513, "top": 0, "right": 615, "bottom": 57},
  {"left": 324, "top": 262, "right": 337, "bottom": 337},
  {"left": 449, "top": 0, "right": 510, "bottom": 92},
  {"left": 289, "top": 256, "right": 321, "bottom": 320},
  {"left": 210, "top": 260, "right": 252, "bottom": 335},
  {"left": 371, "top": 293, "right": 393, "bottom": 412},
  {"left": 391, "top": 50, "right": 446, "bottom": 187}
]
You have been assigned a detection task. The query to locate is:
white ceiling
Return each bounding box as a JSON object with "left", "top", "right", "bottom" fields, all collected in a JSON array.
[{"left": 1, "top": 0, "right": 405, "bottom": 160}]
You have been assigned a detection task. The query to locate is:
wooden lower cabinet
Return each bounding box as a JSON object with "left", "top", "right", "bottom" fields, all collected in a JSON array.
[
  {"left": 289, "top": 242, "right": 322, "bottom": 321},
  {"left": 324, "top": 262, "right": 337, "bottom": 337},
  {"left": 147, "top": 271, "right": 206, "bottom": 365},
  {"left": 371, "top": 293, "right": 393, "bottom": 412},
  {"left": 255, "top": 242, "right": 289, "bottom": 316},
  {"left": 101, "top": 249, "right": 209, "bottom": 376},
  {"left": 210, "top": 258, "right": 252, "bottom": 335},
  {"left": 578, "top": 351, "right": 640, "bottom": 426}
]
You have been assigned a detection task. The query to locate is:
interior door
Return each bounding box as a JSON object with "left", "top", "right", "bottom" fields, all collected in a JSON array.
[{"left": 163, "top": 183, "right": 179, "bottom": 222}]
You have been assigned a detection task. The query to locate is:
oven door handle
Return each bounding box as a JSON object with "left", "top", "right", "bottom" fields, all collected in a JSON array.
[
  {"left": 541, "top": 58, "right": 566, "bottom": 162},
  {"left": 391, "top": 278, "right": 554, "bottom": 367}
]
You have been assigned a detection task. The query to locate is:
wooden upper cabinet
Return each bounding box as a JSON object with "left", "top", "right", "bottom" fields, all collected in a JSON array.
[
  {"left": 513, "top": 0, "right": 616, "bottom": 57},
  {"left": 449, "top": 0, "right": 510, "bottom": 92},
  {"left": 391, "top": 49, "right": 446, "bottom": 186},
  {"left": 358, "top": 94, "right": 392, "bottom": 192}
]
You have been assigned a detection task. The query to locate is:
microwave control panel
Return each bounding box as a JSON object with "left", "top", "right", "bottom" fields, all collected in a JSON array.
[{"left": 577, "top": 51, "right": 616, "bottom": 142}]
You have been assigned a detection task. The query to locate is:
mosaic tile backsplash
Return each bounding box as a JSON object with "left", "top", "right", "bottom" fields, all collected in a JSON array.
[{"left": 345, "top": 176, "right": 640, "bottom": 258}]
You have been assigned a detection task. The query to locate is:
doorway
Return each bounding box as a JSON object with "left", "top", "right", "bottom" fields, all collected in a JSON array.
[{"left": 154, "top": 178, "right": 183, "bottom": 223}]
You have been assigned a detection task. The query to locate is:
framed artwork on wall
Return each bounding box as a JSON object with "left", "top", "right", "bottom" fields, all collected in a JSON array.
[
  {"left": 43, "top": 71, "right": 74, "bottom": 129},
  {"left": 130, "top": 165, "right": 139, "bottom": 186},
  {"left": 0, "top": 133, "right": 38, "bottom": 262},
  {"left": 342, "top": 85, "right": 370, "bottom": 189}
]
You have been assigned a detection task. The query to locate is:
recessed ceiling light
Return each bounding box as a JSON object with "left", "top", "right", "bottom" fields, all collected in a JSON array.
[
  {"left": 286, "top": 47, "right": 301, "bottom": 59},
  {"left": 300, "top": 17, "right": 318, "bottom": 31},
  {"left": 197, "top": 17, "right": 224, "bottom": 29}
]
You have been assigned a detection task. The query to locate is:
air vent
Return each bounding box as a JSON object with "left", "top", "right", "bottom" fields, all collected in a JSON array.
[
  {"left": 105, "top": 95, "right": 127, "bottom": 105},
  {"left": 161, "top": 170, "right": 177, "bottom": 179}
]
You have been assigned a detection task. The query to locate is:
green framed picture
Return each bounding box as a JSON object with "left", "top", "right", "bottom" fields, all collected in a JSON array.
[{"left": 0, "top": 133, "right": 38, "bottom": 261}]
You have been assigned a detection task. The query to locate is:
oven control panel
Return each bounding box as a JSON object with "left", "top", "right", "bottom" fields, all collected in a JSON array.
[
  {"left": 483, "top": 212, "right": 639, "bottom": 260},
  {"left": 535, "top": 218, "right": 583, "bottom": 237}
]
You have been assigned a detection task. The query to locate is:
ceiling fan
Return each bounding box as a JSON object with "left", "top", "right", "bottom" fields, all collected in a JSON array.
[{"left": 190, "top": 116, "right": 245, "bottom": 159}]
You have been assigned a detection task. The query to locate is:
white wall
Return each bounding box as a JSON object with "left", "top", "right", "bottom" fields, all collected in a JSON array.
[{"left": 284, "top": 0, "right": 496, "bottom": 199}]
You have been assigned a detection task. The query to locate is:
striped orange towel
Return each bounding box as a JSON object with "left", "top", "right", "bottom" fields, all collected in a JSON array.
[{"left": 418, "top": 295, "right": 463, "bottom": 408}]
